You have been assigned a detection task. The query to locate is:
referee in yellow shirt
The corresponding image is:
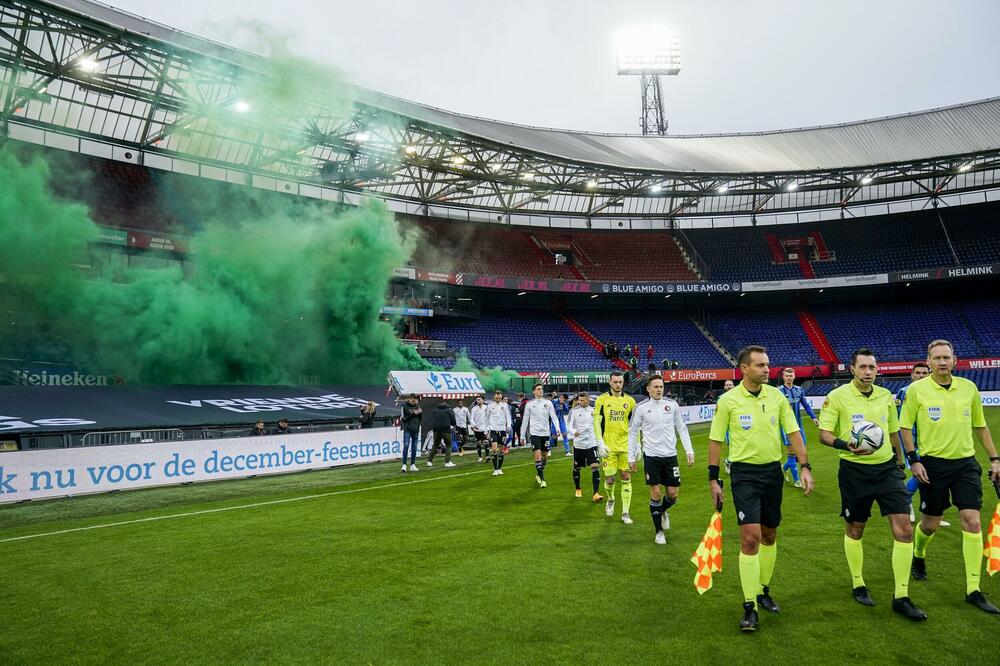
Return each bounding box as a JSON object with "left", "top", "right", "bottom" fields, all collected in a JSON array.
[
  {"left": 818, "top": 348, "right": 926, "bottom": 620},
  {"left": 708, "top": 345, "right": 813, "bottom": 632},
  {"left": 900, "top": 339, "right": 1000, "bottom": 614}
]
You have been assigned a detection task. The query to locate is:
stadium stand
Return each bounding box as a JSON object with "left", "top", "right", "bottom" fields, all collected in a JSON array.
[
  {"left": 704, "top": 310, "right": 821, "bottom": 366},
  {"left": 682, "top": 227, "right": 801, "bottom": 281},
  {"left": 940, "top": 201, "right": 1000, "bottom": 266},
  {"left": 571, "top": 310, "right": 729, "bottom": 368}
]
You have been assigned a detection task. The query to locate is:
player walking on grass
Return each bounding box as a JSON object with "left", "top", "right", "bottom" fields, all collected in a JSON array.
[
  {"left": 593, "top": 371, "right": 637, "bottom": 524},
  {"left": 569, "top": 392, "right": 603, "bottom": 501},
  {"left": 900, "top": 339, "right": 1000, "bottom": 614},
  {"left": 470, "top": 397, "right": 488, "bottom": 462},
  {"left": 708, "top": 346, "right": 813, "bottom": 632},
  {"left": 817, "top": 348, "right": 926, "bottom": 620},
  {"left": 779, "top": 367, "right": 818, "bottom": 488},
  {"left": 454, "top": 400, "right": 472, "bottom": 458},
  {"left": 520, "top": 383, "right": 562, "bottom": 488},
  {"left": 487, "top": 390, "right": 512, "bottom": 476},
  {"left": 628, "top": 375, "right": 694, "bottom": 545}
]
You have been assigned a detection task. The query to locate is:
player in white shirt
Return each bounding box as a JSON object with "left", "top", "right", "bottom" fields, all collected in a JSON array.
[
  {"left": 486, "top": 390, "right": 513, "bottom": 476},
  {"left": 470, "top": 396, "right": 488, "bottom": 462},
  {"left": 453, "top": 400, "right": 472, "bottom": 458},
  {"left": 519, "top": 383, "right": 562, "bottom": 488},
  {"left": 569, "top": 392, "right": 604, "bottom": 501},
  {"left": 628, "top": 375, "right": 695, "bottom": 545}
]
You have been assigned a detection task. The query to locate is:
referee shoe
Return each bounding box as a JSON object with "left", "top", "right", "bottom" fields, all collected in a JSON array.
[
  {"left": 757, "top": 586, "right": 780, "bottom": 613},
  {"left": 892, "top": 597, "right": 928, "bottom": 621},
  {"left": 965, "top": 591, "right": 1000, "bottom": 614},
  {"left": 739, "top": 602, "right": 758, "bottom": 632},
  {"left": 911, "top": 556, "right": 927, "bottom": 581},
  {"left": 852, "top": 586, "right": 875, "bottom": 607}
]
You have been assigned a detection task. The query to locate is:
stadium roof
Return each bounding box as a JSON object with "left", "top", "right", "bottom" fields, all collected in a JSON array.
[{"left": 3, "top": 0, "right": 1000, "bottom": 222}]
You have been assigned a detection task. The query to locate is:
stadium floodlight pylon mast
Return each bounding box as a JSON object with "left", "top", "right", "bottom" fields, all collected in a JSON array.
[
  {"left": 615, "top": 25, "right": 681, "bottom": 136},
  {"left": 2, "top": 0, "right": 1000, "bottom": 227}
]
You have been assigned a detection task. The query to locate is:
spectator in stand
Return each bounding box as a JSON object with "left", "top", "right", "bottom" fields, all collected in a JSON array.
[
  {"left": 623, "top": 344, "right": 632, "bottom": 359},
  {"left": 648, "top": 361, "right": 657, "bottom": 373},
  {"left": 275, "top": 418, "right": 291, "bottom": 434},
  {"left": 671, "top": 360, "right": 679, "bottom": 370},
  {"left": 662, "top": 358, "right": 670, "bottom": 370},
  {"left": 359, "top": 401, "right": 377, "bottom": 428},
  {"left": 251, "top": 419, "right": 267, "bottom": 436},
  {"left": 647, "top": 344, "right": 654, "bottom": 364},
  {"left": 630, "top": 354, "right": 639, "bottom": 372},
  {"left": 400, "top": 394, "right": 422, "bottom": 472}
]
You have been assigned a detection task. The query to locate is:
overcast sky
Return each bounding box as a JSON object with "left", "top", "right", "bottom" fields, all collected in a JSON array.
[{"left": 109, "top": 0, "right": 1000, "bottom": 135}]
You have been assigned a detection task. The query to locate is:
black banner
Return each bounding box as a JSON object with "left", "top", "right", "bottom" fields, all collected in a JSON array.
[
  {"left": 0, "top": 384, "right": 392, "bottom": 434},
  {"left": 458, "top": 273, "right": 741, "bottom": 295},
  {"left": 888, "top": 263, "right": 999, "bottom": 283}
]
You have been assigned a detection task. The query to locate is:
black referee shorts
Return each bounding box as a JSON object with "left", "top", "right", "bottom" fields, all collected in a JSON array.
[
  {"left": 529, "top": 435, "right": 550, "bottom": 452},
  {"left": 838, "top": 459, "right": 910, "bottom": 523},
  {"left": 918, "top": 455, "right": 983, "bottom": 516},
  {"left": 573, "top": 447, "right": 599, "bottom": 468},
  {"left": 730, "top": 462, "right": 783, "bottom": 528},
  {"left": 644, "top": 455, "right": 681, "bottom": 487}
]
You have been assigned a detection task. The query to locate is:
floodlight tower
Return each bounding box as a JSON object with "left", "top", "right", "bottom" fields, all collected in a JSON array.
[{"left": 615, "top": 26, "right": 681, "bottom": 135}]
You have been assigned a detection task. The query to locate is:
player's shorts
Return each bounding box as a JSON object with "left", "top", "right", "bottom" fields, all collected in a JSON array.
[
  {"left": 730, "top": 461, "right": 784, "bottom": 528},
  {"left": 529, "top": 435, "right": 550, "bottom": 452},
  {"left": 917, "top": 455, "right": 983, "bottom": 516},
  {"left": 473, "top": 430, "right": 486, "bottom": 442},
  {"left": 838, "top": 459, "right": 910, "bottom": 523},
  {"left": 601, "top": 450, "right": 630, "bottom": 476},
  {"left": 644, "top": 455, "right": 681, "bottom": 487},
  {"left": 573, "top": 447, "right": 599, "bottom": 468},
  {"left": 489, "top": 430, "right": 506, "bottom": 445}
]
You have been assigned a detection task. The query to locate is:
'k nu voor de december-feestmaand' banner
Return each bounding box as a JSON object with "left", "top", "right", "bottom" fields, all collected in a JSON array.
[{"left": 0, "top": 427, "right": 402, "bottom": 504}]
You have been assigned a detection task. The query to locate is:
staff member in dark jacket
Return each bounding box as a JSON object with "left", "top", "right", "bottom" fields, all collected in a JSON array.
[
  {"left": 400, "top": 394, "right": 423, "bottom": 473},
  {"left": 427, "top": 401, "right": 457, "bottom": 468}
]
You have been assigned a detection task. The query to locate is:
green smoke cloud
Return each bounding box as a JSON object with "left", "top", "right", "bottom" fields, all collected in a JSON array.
[
  {"left": 0, "top": 145, "right": 430, "bottom": 385},
  {"left": 449, "top": 352, "right": 520, "bottom": 393}
]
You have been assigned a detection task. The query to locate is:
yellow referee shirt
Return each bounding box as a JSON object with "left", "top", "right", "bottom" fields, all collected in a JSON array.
[
  {"left": 593, "top": 392, "right": 636, "bottom": 452},
  {"left": 818, "top": 382, "right": 899, "bottom": 465},
  {"left": 709, "top": 383, "right": 799, "bottom": 464},
  {"left": 898, "top": 375, "right": 986, "bottom": 459}
]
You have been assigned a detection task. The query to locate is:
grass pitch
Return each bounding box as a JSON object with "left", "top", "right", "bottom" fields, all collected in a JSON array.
[{"left": 2, "top": 411, "right": 1000, "bottom": 664}]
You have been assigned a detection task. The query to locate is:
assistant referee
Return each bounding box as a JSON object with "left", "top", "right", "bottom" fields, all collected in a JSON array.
[
  {"left": 818, "top": 348, "right": 926, "bottom": 620},
  {"left": 708, "top": 345, "right": 813, "bottom": 632},
  {"left": 900, "top": 339, "right": 1000, "bottom": 614}
]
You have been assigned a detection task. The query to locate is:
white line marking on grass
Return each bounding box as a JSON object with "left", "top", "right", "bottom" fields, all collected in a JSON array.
[{"left": 0, "top": 456, "right": 567, "bottom": 544}]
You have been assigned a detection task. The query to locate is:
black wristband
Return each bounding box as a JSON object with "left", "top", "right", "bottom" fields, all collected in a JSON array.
[
  {"left": 906, "top": 450, "right": 921, "bottom": 465},
  {"left": 708, "top": 465, "right": 720, "bottom": 482},
  {"left": 832, "top": 438, "right": 851, "bottom": 452},
  {"left": 800, "top": 462, "right": 812, "bottom": 472},
  {"left": 990, "top": 456, "right": 1000, "bottom": 462}
]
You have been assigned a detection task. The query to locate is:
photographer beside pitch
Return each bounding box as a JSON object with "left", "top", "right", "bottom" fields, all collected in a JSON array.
[
  {"left": 707, "top": 345, "right": 813, "bottom": 632},
  {"left": 900, "top": 339, "right": 1000, "bottom": 614},
  {"left": 817, "top": 348, "right": 926, "bottom": 620}
]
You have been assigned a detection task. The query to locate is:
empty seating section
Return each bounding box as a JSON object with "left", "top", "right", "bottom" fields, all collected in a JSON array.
[
  {"left": 683, "top": 228, "right": 801, "bottom": 281},
  {"left": 705, "top": 311, "right": 820, "bottom": 366},
  {"left": 426, "top": 311, "right": 605, "bottom": 371},
  {"left": 558, "top": 231, "right": 696, "bottom": 281},
  {"left": 572, "top": 311, "right": 728, "bottom": 368},
  {"left": 813, "top": 302, "right": 980, "bottom": 362},
  {"left": 808, "top": 211, "right": 951, "bottom": 276},
  {"left": 961, "top": 301, "right": 1000, "bottom": 356},
  {"left": 943, "top": 202, "right": 1000, "bottom": 265}
]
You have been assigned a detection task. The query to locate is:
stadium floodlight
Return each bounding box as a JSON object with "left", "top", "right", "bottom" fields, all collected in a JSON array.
[
  {"left": 615, "top": 26, "right": 681, "bottom": 75},
  {"left": 785, "top": 180, "right": 799, "bottom": 191},
  {"left": 958, "top": 162, "right": 972, "bottom": 172},
  {"left": 354, "top": 131, "right": 371, "bottom": 142},
  {"left": 716, "top": 184, "right": 729, "bottom": 194},
  {"left": 649, "top": 184, "right": 662, "bottom": 194},
  {"left": 77, "top": 57, "right": 99, "bottom": 73},
  {"left": 450, "top": 156, "right": 466, "bottom": 165},
  {"left": 615, "top": 25, "right": 680, "bottom": 136},
  {"left": 522, "top": 172, "right": 535, "bottom": 181},
  {"left": 590, "top": 294, "right": 599, "bottom": 299},
  {"left": 516, "top": 291, "right": 527, "bottom": 296},
  {"left": 860, "top": 176, "right": 874, "bottom": 185},
  {"left": 233, "top": 100, "right": 250, "bottom": 113},
  {"left": 404, "top": 145, "right": 417, "bottom": 154},
  {"left": 585, "top": 179, "right": 598, "bottom": 189}
]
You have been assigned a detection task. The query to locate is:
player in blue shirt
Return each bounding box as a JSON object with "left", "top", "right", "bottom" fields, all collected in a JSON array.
[
  {"left": 778, "top": 367, "right": 818, "bottom": 488},
  {"left": 549, "top": 392, "right": 572, "bottom": 456},
  {"left": 896, "top": 362, "right": 930, "bottom": 522}
]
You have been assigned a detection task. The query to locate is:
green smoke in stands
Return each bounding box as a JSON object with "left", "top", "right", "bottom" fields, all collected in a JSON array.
[
  {"left": 0, "top": 153, "right": 428, "bottom": 385},
  {"left": 449, "top": 352, "right": 519, "bottom": 392}
]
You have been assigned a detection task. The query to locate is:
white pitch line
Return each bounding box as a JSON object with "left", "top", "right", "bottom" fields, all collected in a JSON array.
[{"left": 0, "top": 456, "right": 567, "bottom": 544}]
